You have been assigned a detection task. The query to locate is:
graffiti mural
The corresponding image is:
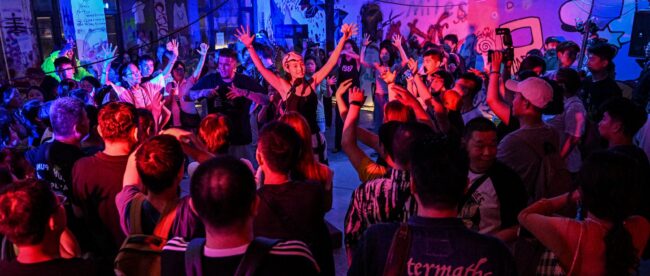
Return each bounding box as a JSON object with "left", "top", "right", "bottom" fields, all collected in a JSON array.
[{"left": 325, "top": 0, "right": 642, "bottom": 80}]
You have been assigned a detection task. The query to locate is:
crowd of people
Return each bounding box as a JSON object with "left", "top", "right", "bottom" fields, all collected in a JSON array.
[{"left": 0, "top": 21, "right": 649, "bottom": 276}]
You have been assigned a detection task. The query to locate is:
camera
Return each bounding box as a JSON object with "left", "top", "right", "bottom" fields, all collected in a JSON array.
[{"left": 488, "top": 28, "right": 515, "bottom": 63}]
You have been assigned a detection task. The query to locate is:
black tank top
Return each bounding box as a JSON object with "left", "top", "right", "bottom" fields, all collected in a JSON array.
[
  {"left": 337, "top": 57, "right": 360, "bottom": 88},
  {"left": 286, "top": 78, "right": 320, "bottom": 133}
]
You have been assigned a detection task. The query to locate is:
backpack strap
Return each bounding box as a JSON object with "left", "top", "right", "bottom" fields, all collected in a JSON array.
[
  {"left": 153, "top": 205, "right": 178, "bottom": 239},
  {"left": 184, "top": 238, "right": 206, "bottom": 276},
  {"left": 458, "top": 174, "right": 490, "bottom": 212},
  {"left": 128, "top": 194, "right": 146, "bottom": 234},
  {"left": 382, "top": 223, "right": 412, "bottom": 276},
  {"left": 234, "top": 237, "right": 281, "bottom": 276}
]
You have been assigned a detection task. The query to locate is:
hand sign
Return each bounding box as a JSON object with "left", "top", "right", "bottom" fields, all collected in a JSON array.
[{"left": 235, "top": 25, "right": 255, "bottom": 47}]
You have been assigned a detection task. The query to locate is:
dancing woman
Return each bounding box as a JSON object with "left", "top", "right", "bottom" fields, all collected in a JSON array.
[{"left": 235, "top": 24, "right": 358, "bottom": 142}]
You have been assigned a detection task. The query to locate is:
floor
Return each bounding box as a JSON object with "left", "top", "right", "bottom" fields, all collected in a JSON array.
[{"left": 322, "top": 110, "right": 375, "bottom": 275}]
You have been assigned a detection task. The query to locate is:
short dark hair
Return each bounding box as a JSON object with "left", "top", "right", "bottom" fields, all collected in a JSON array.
[
  {"left": 423, "top": 48, "right": 444, "bottom": 61},
  {"left": 258, "top": 121, "right": 302, "bottom": 174},
  {"left": 588, "top": 43, "right": 617, "bottom": 62},
  {"left": 98, "top": 102, "right": 137, "bottom": 142},
  {"left": 49, "top": 97, "right": 85, "bottom": 137},
  {"left": 555, "top": 68, "right": 581, "bottom": 95},
  {"left": 464, "top": 117, "right": 497, "bottom": 140},
  {"left": 433, "top": 71, "right": 455, "bottom": 89},
  {"left": 443, "top": 34, "right": 459, "bottom": 44},
  {"left": 519, "top": 55, "right": 547, "bottom": 75},
  {"left": 80, "top": 76, "right": 101, "bottom": 88},
  {"left": 392, "top": 122, "right": 435, "bottom": 167},
  {"left": 303, "top": 55, "right": 322, "bottom": 70},
  {"left": 218, "top": 48, "right": 238, "bottom": 60},
  {"left": 135, "top": 135, "right": 184, "bottom": 194},
  {"left": 54, "top": 57, "right": 73, "bottom": 70},
  {"left": 410, "top": 134, "right": 468, "bottom": 209},
  {"left": 191, "top": 156, "right": 256, "bottom": 228},
  {"left": 138, "top": 55, "right": 155, "bottom": 65},
  {"left": 557, "top": 41, "right": 580, "bottom": 55},
  {"left": 458, "top": 73, "right": 483, "bottom": 96},
  {"left": 0, "top": 179, "right": 57, "bottom": 245},
  {"left": 378, "top": 121, "right": 403, "bottom": 158},
  {"left": 601, "top": 97, "right": 648, "bottom": 137}
]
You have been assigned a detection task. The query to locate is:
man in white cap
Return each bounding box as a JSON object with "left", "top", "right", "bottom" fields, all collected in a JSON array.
[{"left": 496, "top": 77, "right": 571, "bottom": 203}]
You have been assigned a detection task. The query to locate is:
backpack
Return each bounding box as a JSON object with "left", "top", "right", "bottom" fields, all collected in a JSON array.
[
  {"left": 114, "top": 194, "right": 177, "bottom": 276},
  {"left": 184, "top": 237, "right": 281, "bottom": 276},
  {"left": 511, "top": 130, "right": 573, "bottom": 203}
]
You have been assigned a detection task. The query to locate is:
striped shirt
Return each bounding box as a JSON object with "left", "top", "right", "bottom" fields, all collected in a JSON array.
[
  {"left": 162, "top": 237, "right": 320, "bottom": 276},
  {"left": 344, "top": 169, "right": 416, "bottom": 250}
]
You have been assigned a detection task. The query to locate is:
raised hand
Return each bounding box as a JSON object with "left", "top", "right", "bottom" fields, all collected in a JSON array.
[
  {"left": 197, "top": 43, "right": 209, "bottom": 56},
  {"left": 335, "top": 79, "right": 353, "bottom": 97},
  {"left": 326, "top": 76, "right": 337, "bottom": 86},
  {"left": 392, "top": 84, "right": 418, "bottom": 107},
  {"left": 341, "top": 23, "right": 359, "bottom": 40},
  {"left": 167, "top": 39, "right": 179, "bottom": 57},
  {"left": 407, "top": 58, "right": 418, "bottom": 73},
  {"left": 235, "top": 25, "right": 255, "bottom": 48},
  {"left": 391, "top": 34, "right": 403, "bottom": 49},
  {"left": 362, "top": 33, "right": 372, "bottom": 47},
  {"left": 226, "top": 83, "right": 246, "bottom": 100},
  {"left": 100, "top": 43, "right": 118, "bottom": 64},
  {"left": 348, "top": 87, "right": 365, "bottom": 104}
]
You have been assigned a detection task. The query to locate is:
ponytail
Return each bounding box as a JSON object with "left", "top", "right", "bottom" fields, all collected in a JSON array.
[{"left": 604, "top": 220, "right": 639, "bottom": 276}]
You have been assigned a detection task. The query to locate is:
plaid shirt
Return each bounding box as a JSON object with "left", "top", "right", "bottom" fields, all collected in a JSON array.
[{"left": 343, "top": 169, "right": 416, "bottom": 250}]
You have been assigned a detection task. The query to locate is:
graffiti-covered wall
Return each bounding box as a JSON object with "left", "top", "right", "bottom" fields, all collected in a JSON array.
[{"left": 325, "top": 0, "right": 643, "bottom": 80}]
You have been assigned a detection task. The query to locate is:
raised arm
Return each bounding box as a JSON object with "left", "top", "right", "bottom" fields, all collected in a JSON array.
[
  {"left": 160, "top": 39, "right": 179, "bottom": 78},
  {"left": 408, "top": 58, "right": 432, "bottom": 102},
  {"left": 235, "top": 26, "right": 290, "bottom": 97},
  {"left": 99, "top": 43, "right": 118, "bottom": 86},
  {"left": 342, "top": 87, "right": 373, "bottom": 176},
  {"left": 335, "top": 79, "right": 354, "bottom": 120},
  {"left": 358, "top": 34, "right": 373, "bottom": 68},
  {"left": 312, "top": 24, "right": 358, "bottom": 84},
  {"left": 392, "top": 34, "right": 409, "bottom": 67},
  {"left": 485, "top": 51, "right": 511, "bottom": 125},
  {"left": 391, "top": 83, "right": 434, "bottom": 129},
  {"left": 192, "top": 43, "right": 209, "bottom": 80}
]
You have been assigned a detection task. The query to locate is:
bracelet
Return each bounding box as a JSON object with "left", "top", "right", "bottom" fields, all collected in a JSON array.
[
  {"left": 350, "top": 101, "right": 363, "bottom": 107},
  {"left": 489, "top": 72, "right": 501, "bottom": 75}
]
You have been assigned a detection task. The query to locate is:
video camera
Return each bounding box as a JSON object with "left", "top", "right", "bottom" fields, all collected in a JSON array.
[{"left": 488, "top": 28, "right": 515, "bottom": 63}]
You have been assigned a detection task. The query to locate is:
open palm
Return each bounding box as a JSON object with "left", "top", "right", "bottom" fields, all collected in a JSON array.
[{"left": 235, "top": 25, "right": 255, "bottom": 47}]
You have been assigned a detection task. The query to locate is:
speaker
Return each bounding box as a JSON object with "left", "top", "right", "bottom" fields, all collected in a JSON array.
[{"left": 629, "top": 10, "right": 650, "bottom": 57}]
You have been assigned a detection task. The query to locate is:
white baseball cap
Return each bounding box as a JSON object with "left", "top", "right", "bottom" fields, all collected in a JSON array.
[{"left": 505, "top": 77, "right": 553, "bottom": 109}]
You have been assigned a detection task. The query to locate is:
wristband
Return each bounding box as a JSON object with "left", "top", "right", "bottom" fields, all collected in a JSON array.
[
  {"left": 489, "top": 72, "right": 501, "bottom": 76},
  {"left": 350, "top": 101, "right": 363, "bottom": 107}
]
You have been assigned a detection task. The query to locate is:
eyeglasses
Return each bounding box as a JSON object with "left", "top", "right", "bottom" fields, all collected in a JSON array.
[{"left": 174, "top": 67, "right": 185, "bottom": 72}]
